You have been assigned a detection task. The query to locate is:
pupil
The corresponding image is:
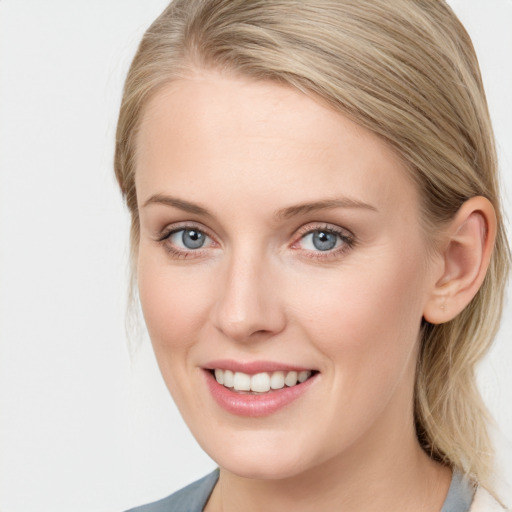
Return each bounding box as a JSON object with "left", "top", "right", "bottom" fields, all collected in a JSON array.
[
  {"left": 182, "top": 230, "right": 205, "bottom": 249},
  {"left": 313, "top": 231, "right": 336, "bottom": 251}
]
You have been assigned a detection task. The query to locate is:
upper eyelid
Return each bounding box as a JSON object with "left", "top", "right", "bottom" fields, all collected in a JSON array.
[
  {"left": 290, "top": 223, "right": 355, "bottom": 253},
  {"left": 158, "top": 222, "right": 215, "bottom": 241},
  {"left": 293, "top": 222, "right": 354, "bottom": 240}
]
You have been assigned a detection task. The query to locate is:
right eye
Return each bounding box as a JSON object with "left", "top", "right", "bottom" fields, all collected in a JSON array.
[
  {"left": 160, "top": 227, "right": 216, "bottom": 255},
  {"left": 299, "top": 230, "right": 343, "bottom": 252},
  {"left": 168, "top": 228, "right": 210, "bottom": 250}
]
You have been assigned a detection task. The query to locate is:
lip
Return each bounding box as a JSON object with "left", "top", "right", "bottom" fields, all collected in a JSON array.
[
  {"left": 204, "top": 359, "right": 315, "bottom": 374},
  {"left": 203, "top": 367, "right": 319, "bottom": 417}
]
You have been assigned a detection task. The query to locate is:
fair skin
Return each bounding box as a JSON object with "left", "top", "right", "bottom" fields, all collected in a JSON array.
[{"left": 134, "top": 71, "right": 495, "bottom": 512}]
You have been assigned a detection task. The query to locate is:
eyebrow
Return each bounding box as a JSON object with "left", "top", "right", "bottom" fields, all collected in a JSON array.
[
  {"left": 142, "top": 194, "right": 377, "bottom": 219},
  {"left": 142, "top": 194, "right": 211, "bottom": 216},
  {"left": 275, "top": 198, "right": 378, "bottom": 220}
]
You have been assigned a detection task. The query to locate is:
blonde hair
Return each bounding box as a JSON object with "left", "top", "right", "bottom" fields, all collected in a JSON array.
[{"left": 115, "top": 0, "right": 510, "bottom": 490}]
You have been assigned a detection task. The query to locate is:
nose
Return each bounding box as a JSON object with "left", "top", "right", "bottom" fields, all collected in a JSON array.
[{"left": 212, "top": 249, "right": 286, "bottom": 343}]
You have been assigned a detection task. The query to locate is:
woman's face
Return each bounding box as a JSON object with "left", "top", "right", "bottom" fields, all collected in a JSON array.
[{"left": 135, "top": 72, "right": 437, "bottom": 479}]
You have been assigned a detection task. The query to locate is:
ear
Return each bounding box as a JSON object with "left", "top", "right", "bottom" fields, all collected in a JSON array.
[{"left": 423, "top": 196, "right": 496, "bottom": 325}]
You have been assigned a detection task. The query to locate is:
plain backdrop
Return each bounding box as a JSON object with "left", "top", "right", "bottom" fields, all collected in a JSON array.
[{"left": 0, "top": 1, "right": 511, "bottom": 511}]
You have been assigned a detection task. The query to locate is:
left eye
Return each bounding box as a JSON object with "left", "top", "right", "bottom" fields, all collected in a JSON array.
[
  {"left": 168, "top": 228, "right": 210, "bottom": 250},
  {"left": 299, "top": 230, "right": 343, "bottom": 251}
]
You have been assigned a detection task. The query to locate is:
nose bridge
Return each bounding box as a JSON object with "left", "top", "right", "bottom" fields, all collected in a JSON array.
[{"left": 213, "top": 243, "right": 285, "bottom": 342}]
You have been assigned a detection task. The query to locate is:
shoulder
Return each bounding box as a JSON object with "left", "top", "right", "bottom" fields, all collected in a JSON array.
[
  {"left": 470, "top": 487, "right": 510, "bottom": 512},
  {"left": 125, "top": 469, "right": 219, "bottom": 512}
]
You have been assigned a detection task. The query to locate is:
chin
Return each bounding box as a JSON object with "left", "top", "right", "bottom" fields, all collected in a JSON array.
[
  {"left": 217, "top": 453, "right": 309, "bottom": 480},
  {"left": 198, "top": 429, "right": 318, "bottom": 480}
]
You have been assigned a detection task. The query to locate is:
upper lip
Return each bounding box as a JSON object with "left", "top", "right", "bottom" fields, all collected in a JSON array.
[{"left": 203, "top": 359, "right": 315, "bottom": 375}]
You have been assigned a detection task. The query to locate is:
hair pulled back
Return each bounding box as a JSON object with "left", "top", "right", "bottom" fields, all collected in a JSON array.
[{"left": 115, "top": 0, "right": 510, "bottom": 489}]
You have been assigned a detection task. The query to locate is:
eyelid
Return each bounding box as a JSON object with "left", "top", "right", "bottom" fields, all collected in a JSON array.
[
  {"left": 155, "top": 220, "right": 355, "bottom": 260},
  {"left": 292, "top": 222, "right": 354, "bottom": 245},
  {"left": 290, "top": 222, "right": 356, "bottom": 258},
  {"left": 156, "top": 221, "right": 216, "bottom": 243},
  {"left": 155, "top": 222, "right": 220, "bottom": 260}
]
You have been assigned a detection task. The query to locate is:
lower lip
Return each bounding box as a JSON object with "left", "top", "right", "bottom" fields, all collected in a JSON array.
[{"left": 204, "top": 370, "right": 318, "bottom": 417}]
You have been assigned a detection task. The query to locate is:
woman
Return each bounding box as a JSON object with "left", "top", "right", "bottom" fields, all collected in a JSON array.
[{"left": 115, "top": 1, "right": 510, "bottom": 510}]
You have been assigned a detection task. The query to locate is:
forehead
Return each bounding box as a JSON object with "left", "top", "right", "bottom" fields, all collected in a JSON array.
[{"left": 135, "top": 71, "right": 419, "bottom": 219}]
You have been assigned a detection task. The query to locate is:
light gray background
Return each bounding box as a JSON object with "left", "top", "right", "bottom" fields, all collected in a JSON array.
[{"left": 0, "top": 1, "right": 511, "bottom": 511}]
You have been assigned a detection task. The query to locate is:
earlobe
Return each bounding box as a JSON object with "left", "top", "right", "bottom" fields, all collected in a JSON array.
[{"left": 423, "top": 196, "right": 496, "bottom": 325}]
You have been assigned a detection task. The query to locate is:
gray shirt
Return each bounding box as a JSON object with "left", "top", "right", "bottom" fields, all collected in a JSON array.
[{"left": 126, "top": 468, "right": 474, "bottom": 512}]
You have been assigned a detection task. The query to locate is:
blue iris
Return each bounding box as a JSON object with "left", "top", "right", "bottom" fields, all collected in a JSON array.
[
  {"left": 312, "top": 231, "right": 338, "bottom": 251},
  {"left": 182, "top": 229, "right": 205, "bottom": 249}
]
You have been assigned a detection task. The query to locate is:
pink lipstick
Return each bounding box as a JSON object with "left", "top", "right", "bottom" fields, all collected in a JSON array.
[{"left": 203, "top": 360, "right": 318, "bottom": 417}]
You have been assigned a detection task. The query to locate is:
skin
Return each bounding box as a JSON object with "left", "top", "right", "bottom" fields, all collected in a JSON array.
[{"left": 133, "top": 71, "right": 492, "bottom": 512}]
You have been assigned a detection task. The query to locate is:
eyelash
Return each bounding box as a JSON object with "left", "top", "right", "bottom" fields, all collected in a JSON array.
[
  {"left": 156, "top": 223, "right": 215, "bottom": 260},
  {"left": 292, "top": 224, "right": 355, "bottom": 260},
  {"left": 156, "top": 223, "right": 355, "bottom": 261}
]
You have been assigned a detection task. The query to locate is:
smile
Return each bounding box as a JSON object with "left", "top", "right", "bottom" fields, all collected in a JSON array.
[
  {"left": 212, "top": 369, "right": 313, "bottom": 393},
  {"left": 204, "top": 363, "right": 319, "bottom": 417}
]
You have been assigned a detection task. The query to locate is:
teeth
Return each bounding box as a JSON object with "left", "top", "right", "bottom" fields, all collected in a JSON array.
[
  {"left": 251, "top": 372, "right": 271, "bottom": 393},
  {"left": 270, "top": 371, "right": 285, "bottom": 390},
  {"left": 233, "top": 372, "right": 251, "bottom": 391},
  {"left": 213, "top": 369, "right": 312, "bottom": 393},
  {"left": 223, "top": 369, "right": 234, "bottom": 388},
  {"left": 298, "top": 370, "right": 309, "bottom": 383},
  {"left": 284, "top": 371, "right": 298, "bottom": 387},
  {"left": 214, "top": 369, "right": 224, "bottom": 385}
]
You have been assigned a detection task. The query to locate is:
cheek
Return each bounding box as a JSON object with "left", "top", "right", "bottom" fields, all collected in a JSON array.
[
  {"left": 278, "top": 254, "right": 427, "bottom": 460},
  {"left": 289, "top": 251, "right": 426, "bottom": 382},
  {"left": 137, "top": 249, "right": 220, "bottom": 418},
  {"left": 137, "top": 249, "right": 214, "bottom": 354}
]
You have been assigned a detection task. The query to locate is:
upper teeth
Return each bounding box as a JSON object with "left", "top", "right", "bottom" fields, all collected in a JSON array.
[{"left": 214, "top": 369, "right": 312, "bottom": 393}]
